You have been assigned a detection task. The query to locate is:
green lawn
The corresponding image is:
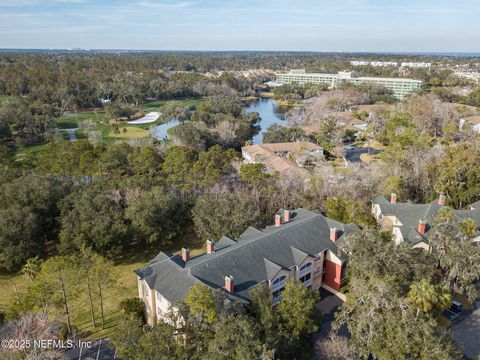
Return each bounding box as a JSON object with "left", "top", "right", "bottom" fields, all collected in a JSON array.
[
  {"left": 109, "top": 127, "right": 150, "bottom": 139},
  {"left": 14, "top": 143, "right": 47, "bottom": 160},
  {"left": 0, "top": 229, "right": 204, "bottom": 339},
  {"left": 53, "top": 98, "right": 203, "bottom": 146},
  {"left": 0, "top": 96, "right": 17, "bottom": 106}
]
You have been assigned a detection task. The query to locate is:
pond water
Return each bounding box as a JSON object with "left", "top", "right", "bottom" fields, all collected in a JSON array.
[
  {"left": 150, "top": 97, "right": 288, "bottom": 143},
  {"left": 244, "top": 97, "right": 289, "bottom": 144}
]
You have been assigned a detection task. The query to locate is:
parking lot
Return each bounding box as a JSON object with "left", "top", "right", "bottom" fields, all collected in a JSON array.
[{"left": 450, "top": 297, "right": 480, "bottom": 359}]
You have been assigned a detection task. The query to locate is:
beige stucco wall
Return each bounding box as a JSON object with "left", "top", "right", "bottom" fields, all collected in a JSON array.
[
  {"left": 155, "top": 290, "right": 171, "bottom": 323},
  {"left": 138, "top": 278, "right": 157, "bottom": 326}
]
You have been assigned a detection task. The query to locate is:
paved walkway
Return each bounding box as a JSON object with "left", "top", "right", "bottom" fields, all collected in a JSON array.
[{"left": 450, "top": 288, "right": 480, "bottom": 359}]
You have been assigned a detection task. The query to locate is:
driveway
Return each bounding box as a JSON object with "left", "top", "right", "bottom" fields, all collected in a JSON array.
[
  {"left": 450, "top": 297, "right": 480, "bottom": 359},
  {"left": 315, "top": 287, "right": 348, "bottom": 339},
  {"left": 63, "top": 339, "right": 117, "bottom": 360}
]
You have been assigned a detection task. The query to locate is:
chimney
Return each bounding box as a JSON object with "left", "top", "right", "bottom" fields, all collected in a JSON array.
[
  {"left": 418, "top": 220, "right": 426, "bottom": 235},
  {"left": 275, "top": 214, "right": 281, "bottom": 227},
  {"left": 330, "top": 227, "right": 338, "bottom": 242},
  {"left": 207, "top": 240, "right": 215, "bottom": 254},
  {"left": 438, "top": 194, "right": 446, "bottom": 206},
  {"left": 390, "top": 193, "right": 397, "bottom": 203},
  {"left": 181, "top": 247, "right": 190, "bottom": 262},
  {"left": 225, "top": 275, "right": 234, "bottom": 293},
  {"left": 284, "top": 210, "right": 291, "bottom": 223}
]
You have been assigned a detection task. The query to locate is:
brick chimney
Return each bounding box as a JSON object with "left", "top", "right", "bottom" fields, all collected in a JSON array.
[
  {"left": 438, "top": 194, "right": 446, "bottom": 206},
  {"left": 418, "top": 220, "right": 426, "bottom": 235},
  {"left": 284, "top": 210, "right": 291, "bottom": 223},
  {"left": 224, "top": 275, "right": 234, "bottom": 293},
  {"left": 330, "top": 227, "right": 338, "bottom": 242},
  {"left": 390, "top": 193, "right": 397, "bottom": 203},
  {"left": 181, "top": 247, "right": 190, "bottom": 262},
  {"left": 207, "top": 240, "right": 215, "bottom": 254},
  {"left": 275, "top": 214, "right": 281, "bottom": 227}
]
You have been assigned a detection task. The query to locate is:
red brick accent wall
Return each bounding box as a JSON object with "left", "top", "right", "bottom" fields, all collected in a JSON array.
[{"left": 323, "top": 260, "right": 342, "bottom": 291}]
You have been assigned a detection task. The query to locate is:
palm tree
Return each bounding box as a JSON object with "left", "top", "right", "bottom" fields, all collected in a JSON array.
[
  {"left": 22, "top": 256, "right": 42, "bottom": 282},
  {"left": 407, "top": 279, "right": 452, "bottom": 319}
]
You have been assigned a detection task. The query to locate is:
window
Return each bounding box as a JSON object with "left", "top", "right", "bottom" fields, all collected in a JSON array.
[
  {"left": 299, "top": 272, "right": 312, "bottom": 287},
  {"left": 300, "top": 262, "right": 312, "bottom": 271},
  {"left": 272, "top": 275, "right": 286, "bottom": 293}
]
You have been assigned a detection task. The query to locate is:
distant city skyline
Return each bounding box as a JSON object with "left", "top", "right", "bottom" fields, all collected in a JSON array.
[{"left": 1, "top": 0, "right": 479, "bottom": 52}]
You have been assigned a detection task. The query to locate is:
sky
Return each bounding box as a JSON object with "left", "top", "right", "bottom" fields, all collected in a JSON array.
[{"left": 0, "top": 0, "right": 479, "bottom": 52}]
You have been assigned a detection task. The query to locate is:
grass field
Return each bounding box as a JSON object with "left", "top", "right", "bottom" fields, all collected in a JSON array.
[
  {"left": 0, "top": 96, "right": 17, "bottom": 106},
  {"left": 0, "top": 229, "right": 204, "bottom": 339},
  {"left": 52, "top": 98, "right": 203, "bottom": 147},
  {"left": 109, "top": 127, "right": 150, "bottom": 139}
]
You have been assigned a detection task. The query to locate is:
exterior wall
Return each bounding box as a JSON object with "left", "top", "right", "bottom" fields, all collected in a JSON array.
[
  {"left": 392, "top": 226, "right": 404, "bottom": 244},
  {"left": 155, "top": 290, "right": 172, "bottom": 323},
  {"left": 311, "top": 252, "right": 325, "bottom": 290},
  {"left": 323, "top": 251, "right": 343, "bottom": 291},
  {"left": 137, "top": 275, "right": 143, "bottom": 299},
  {"left": 323, "top": 260, "right": 342, "bottom": 291},
  {"left": 139, "top": 279, "right": 157, "bottom": 326}
]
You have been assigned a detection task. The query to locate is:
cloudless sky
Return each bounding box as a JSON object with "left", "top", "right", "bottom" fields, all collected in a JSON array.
[{"left": 0, "top": 0, "right": 479, "bottom": 52}]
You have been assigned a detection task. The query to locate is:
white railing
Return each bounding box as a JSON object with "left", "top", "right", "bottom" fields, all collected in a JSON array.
[
  {"left": 272, "top": 279, "right": 286, "bottom": 293},
  {"left": 302, "top": 278, "right": 312, "bottom": 287},
  {"left": 272, "top": 295, "right": 283, "bottom": 306}
]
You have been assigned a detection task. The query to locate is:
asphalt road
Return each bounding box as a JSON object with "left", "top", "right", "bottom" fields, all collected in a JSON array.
[
  {"left": 450, "top": 286, "right": 480, "bottom": 359},
  {"left": 63, "top": 339, "right": 116, "bottom": 360}
]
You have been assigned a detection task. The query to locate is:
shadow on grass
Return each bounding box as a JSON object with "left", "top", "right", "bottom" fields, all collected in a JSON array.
[{"left": 116, "top": 227, "right": 203, "bottom": 267}]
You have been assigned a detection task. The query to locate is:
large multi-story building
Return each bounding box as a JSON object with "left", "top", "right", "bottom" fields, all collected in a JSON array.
[
  {"left": 372, "top": 194, "right": 480, "bottom": 250},
  {"left": 351, "top": 60, "right": 398, "bottom": 67},
  {"left": 135, "top": 208, "right": 358, "bottom": 326},
  {"left": 275, "top": 70, "right": 422, "bottom": 100}
]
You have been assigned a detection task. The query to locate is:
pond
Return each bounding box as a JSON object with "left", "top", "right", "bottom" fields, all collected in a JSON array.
[
  {"left": 150, "top": 97, "right": 289, "bottom": 143},
  {"left": 244, "top": 97, "right": 289, "bottom": 144}
]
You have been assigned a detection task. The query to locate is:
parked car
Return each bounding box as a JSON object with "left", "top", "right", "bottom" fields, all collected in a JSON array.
[
  {"left": 442, "top": 300, "right": 464, "bottom": 321},
  {"left": 450, "top": 300, "right": 464, "bottom": 314}
]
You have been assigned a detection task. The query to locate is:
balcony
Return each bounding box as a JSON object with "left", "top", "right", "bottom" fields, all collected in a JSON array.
[
  {"left": 302, "top": 278, "right": 312, "bottom": 287},
  {"left": 272, "top": 295, "right": 283, "bottom": 306},
  {"left": 271, "top": 279, "right": 286, "bottom": 293}
]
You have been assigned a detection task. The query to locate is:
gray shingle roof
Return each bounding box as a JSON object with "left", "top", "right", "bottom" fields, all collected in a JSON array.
[
  {"left": 373, "top": 196, "right": 480, "bottom": 244},
  {"left": 135, "top": 208, "right": 359, "bottom": 304}
]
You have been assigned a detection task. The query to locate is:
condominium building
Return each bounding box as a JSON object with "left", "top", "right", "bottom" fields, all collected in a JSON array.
[
  {"left": 351, "top": 61, "right": 398, "bottom": 67},
  {"left": 401, "top": 62, "right": 431, "bottom": 68},
  {"left": 276, "top": 70, "right": 422, "bottom": 100},
  {"left": 135, "top": 209, "right": 358, "bottom": 326},
  {"left": 372, "top": 194, "right": 480, "bottom": 250}
]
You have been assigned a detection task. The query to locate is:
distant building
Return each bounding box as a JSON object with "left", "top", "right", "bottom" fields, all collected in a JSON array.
[
  {"left": 400, "top": 62, "right": 431, "bottom": 68},
  {"left": 241, "top": 142, "right": 323, "bottom": 180},
  {"left": 275, "top": 70, "right": 422, "bottom": 100},
  {"left": 372, "top": 194, "right": 480, "bottom": 250},
  {"left": 351, "top": 60, "right": 398, "bottom": 67},
  {"left": 135, "top": 209, "right": 359, "bottom": 326},
  {"left": 459, "top": 115, "right": 480, "bottom": 133},
  {"left": 454, "top": 71, "right": 480, "bottom": 82}
]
